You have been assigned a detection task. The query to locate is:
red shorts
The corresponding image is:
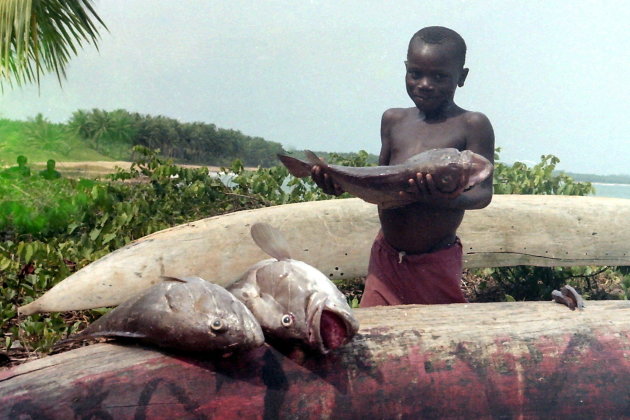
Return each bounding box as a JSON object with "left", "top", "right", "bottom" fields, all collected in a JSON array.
[{"left": 360, "top": 232, "right": 467, "bottom": 307}]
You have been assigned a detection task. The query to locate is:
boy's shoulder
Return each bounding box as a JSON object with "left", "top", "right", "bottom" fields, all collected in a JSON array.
[
  {"left": 382, "top": 107, "right": 415, "bottom": 119},
  {"left": 381, "top": 107, "right": 416, "bottom": 127},
  {"left": 461, "top": 110, "right": 492, "bottom": 126}
]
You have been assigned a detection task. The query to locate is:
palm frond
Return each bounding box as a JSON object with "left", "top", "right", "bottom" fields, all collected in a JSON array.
[{"left": 0, "top": 0, "right": 107, "bottom": 89}]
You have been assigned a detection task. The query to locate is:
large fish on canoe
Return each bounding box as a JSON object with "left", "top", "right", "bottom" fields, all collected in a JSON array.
[
  {"left": 278, "top": 148, "right": 493, "bottom": 208},
  {"left": 227, "top": 223, "right": 360, "bottom": 354},
  {"left": 60, "top": 276, "right": 264, "bottom": 354}
]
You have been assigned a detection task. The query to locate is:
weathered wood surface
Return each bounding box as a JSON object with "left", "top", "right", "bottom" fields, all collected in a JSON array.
[
  {"left": 19, "top": 195, "right": 630, "bottom": 314},
  {"left": 2, "top": 301, "right": 629, "bottom": 419}
]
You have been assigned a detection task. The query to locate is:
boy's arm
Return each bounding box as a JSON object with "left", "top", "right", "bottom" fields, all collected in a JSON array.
[
  {"left": 406, "top": 112, "right": 495, "bottom": 210},
  {"left": 378, "top": 109, "right": 396, "bottom": 166}
]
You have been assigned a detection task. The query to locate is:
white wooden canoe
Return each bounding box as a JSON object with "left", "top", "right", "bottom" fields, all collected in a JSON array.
[{"left": 18, "top": 195, "right": 630, "bottom": 315}]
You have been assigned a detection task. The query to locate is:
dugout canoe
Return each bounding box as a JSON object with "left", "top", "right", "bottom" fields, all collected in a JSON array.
[
  {"left": 18, "top": 194, "right": 630, "bottom": 315},
  {"left": 2, "top": 301, "right": 629, "bottom": 419}
]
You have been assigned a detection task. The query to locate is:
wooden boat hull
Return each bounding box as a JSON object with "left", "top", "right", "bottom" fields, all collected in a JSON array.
[
  {"left": 18, "top": 195, "right": 630, "bottom": 315},
  {"left": 2, "top": 301, "right": 629, "bottom": 419}
]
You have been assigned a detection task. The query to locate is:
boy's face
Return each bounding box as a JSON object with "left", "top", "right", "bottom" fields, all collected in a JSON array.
[{"left": 405, "top": 41, "right": 468, "bottom": 116}]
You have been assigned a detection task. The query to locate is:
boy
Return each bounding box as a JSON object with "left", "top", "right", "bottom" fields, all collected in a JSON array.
[{"left": 313, "top": 26, "right": 495, "bottom": 307}]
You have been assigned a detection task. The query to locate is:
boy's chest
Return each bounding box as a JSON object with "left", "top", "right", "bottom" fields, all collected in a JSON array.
[{"left": 388, "top": 118, "right": 467, "bottom": 164}]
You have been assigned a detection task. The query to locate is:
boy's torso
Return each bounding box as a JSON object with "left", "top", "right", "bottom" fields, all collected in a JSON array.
[
  {"left": 378, "top": 106, "right": 471, "bottom": 254},
  {"left": 386, "top": 107, "right": 470, "bottom": 164}
]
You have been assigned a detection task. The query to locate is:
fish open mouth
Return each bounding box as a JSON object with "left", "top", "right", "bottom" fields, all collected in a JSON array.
[
  {"left": 320, "top": 310, "right": 349, "bottom": 351},
  {"left": 306, "top": 293, "right": 356, "bottom": 353}
]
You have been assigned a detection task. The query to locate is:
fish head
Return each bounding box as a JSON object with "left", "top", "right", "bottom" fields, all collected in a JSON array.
[
  {"left": 229, "top": 259, "right": 359, "bottom": 354},
  {"left": 460, "top": 150, "right": 494, "bottom": 189},
  {"left": 166, "top": 277, "right": 265, "bottom": 352},
  {"left": 420, "top": 148, "right": 493, "bottom": 193},
  {"left": 420, "top": 148, "right": 468, "bottom": 193}
]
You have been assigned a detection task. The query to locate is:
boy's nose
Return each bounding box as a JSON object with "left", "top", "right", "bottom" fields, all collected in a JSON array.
[{"left": 416, "top": 77, "right": 433, "bottom": 90}]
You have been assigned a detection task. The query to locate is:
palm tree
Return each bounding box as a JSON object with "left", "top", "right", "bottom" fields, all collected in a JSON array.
[{"left": 0, "top": 0, "right": 107, "bottom": 88}]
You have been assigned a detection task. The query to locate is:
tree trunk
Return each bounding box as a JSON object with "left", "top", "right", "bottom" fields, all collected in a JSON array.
[{"left": 2, "top": 301, "right": 629, "bottom": 419}]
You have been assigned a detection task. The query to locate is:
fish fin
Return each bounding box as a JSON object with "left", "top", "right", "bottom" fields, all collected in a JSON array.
[
  {"left": 277, "top": 154, "right": 313, "bottom": 178},
  {"left": 92, "top": 331, "right": 148, "bottom": 339},
  {"left": 160, "top": 275, "right": 188, "bottom": 283},
  {"left": 250, "top": 223, "right": 292, "bottom": 261},
  {"left": 304, "top": 150, "right": 325, "bottom": 167},
  {"left": 53, "top": 329, "right": 146, "bottom": 350}
]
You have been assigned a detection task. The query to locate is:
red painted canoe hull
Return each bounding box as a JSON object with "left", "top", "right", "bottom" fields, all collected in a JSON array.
[{"left": 2, "top": 301, "right": 629, "bottom": 419}]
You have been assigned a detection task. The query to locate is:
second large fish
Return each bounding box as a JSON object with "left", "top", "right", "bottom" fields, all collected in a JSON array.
[
  {"left": 278, "top": 148, "right": 493, "bottom": 208},
  {"left": 228, "top": 223, "right": 360, "bottom": 354}
]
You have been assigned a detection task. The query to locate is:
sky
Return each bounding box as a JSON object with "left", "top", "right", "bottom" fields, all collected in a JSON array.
[{"left": 1, "top": 0, "right": 628, "bottom": 175}]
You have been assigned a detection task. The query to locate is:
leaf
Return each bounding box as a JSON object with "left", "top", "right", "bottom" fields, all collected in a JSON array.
[
  {"left": 24, "top": 243, "right": 34, "bottom": 263},
  {"left": 0, "top": 256, "right": 12, "bottom": 271},
  {"left": 89, "top": 228, "right": 101, "bottom": 241},
  {"left": 0, "top": 0, "right": 108, "bottom": 89},
  {"left": 101, "top": 233, "right": 116, "bottom": 244}
]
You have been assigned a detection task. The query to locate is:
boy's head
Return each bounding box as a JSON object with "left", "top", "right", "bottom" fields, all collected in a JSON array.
[
  {"left": 405, "top": 26, "right": 469, "bottom": 117},
  {"left": 408, "top": 26, "right": 467, "bottom": 68}
]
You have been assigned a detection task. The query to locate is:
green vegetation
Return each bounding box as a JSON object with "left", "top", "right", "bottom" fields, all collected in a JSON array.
[{"left": 0, "top": 117, "right": 110, "bottom": 166}]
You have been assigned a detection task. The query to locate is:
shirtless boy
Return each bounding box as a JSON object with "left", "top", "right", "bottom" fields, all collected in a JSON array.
[{"left": 313, "top": 26, "right": 495, "bottom": 307}]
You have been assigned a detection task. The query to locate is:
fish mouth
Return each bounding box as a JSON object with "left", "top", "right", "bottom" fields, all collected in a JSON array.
[{"left": 306, "top": 293, "right": 357, "bottom": 353}]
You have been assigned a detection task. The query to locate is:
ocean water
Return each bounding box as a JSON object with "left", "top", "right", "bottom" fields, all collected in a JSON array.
[{"left": 591, "top": 182, "right": 630, "bottom": 199}]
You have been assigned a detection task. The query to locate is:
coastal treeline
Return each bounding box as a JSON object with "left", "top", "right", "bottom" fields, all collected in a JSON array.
[
  {"left": 2, "top": 111, "right": 380, "bottom": 169},
  {"left": 67, "top": 109, "right": 285, "bottom": 167}
]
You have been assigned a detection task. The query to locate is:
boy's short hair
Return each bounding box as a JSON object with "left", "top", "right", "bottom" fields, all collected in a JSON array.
[{"left": 408, "top": 26, "right": 467, "bottom": 67}]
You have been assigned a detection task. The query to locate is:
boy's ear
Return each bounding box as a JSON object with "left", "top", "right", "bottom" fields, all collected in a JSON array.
[{"left": 458, "top": 68, "right": 470, "bottom": 87}]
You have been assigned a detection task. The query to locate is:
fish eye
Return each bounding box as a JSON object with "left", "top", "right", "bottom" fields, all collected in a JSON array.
[
  {"left": 280, "top": 313, "right": 294, "bottom": 327},
  {"left": 209, "top": 318, "right": 225, "bottom": 332}
]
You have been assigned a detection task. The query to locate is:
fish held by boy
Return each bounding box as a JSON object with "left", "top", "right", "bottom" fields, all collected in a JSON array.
[
  {"left": 58, "top": 276, "right": 265, "bottom": 354},
  {"left": 227, "top": 223, "right": 359, "bottom": 354},
  {"left": 278, "top": 148, "right": 493, "bottom": 209}
]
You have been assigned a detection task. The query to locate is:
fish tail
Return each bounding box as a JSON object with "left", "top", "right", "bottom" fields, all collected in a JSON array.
[
  {"left": 277, "top": 154, "right": 313, "bottom": 178},
  {"left": 250, "top": 223, "right": 292, "bottom": 261}
]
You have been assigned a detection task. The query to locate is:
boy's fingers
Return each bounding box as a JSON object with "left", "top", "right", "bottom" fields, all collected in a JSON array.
[
  {"left": 311, "top": 166, "right": 342, "bottom": 195},
  {"left": 416, "top": 173, "right": 431, "bottom": 195},
  {"left": 424, "top": 174, "right": 437, "bottom": 194}
]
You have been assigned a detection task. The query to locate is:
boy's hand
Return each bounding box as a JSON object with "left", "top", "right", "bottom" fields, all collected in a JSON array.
[
  {"left": 311, "top": 166, "right": 344, "bottom": 196},
  {"left": 400, "top": 173, "right": 466, "bottom": 201}
]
